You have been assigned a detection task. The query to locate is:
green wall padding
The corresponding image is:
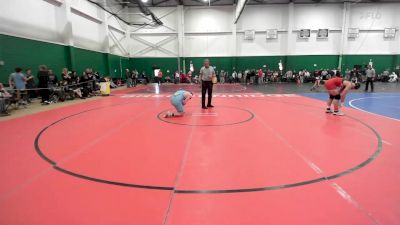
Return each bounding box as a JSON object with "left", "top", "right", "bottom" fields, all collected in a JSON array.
[
  {"left": 341, "top": 55, "right": 395, "bottom": 73},
  {"left": 0, "top": 34, "right": 70, "bottom": 83},
  {"left": 286, "top": 55, "right": 339, "bottom": 72},
  {"left": 236, "top": 56, "right": 286, "bottom": 71},
  {"left": 183, "top": 57, "right": 234, "bottom": 74},
  {"left": 71, "top": 47, "right": 108, "bottom": 76},
  {"left": 108, "top": 54, "right": 130, "bottom": 78},
  {"left": 130, "top": 57, "right": 179, "bottom": 79},
  {"left": 0, "top": 34, "right": 130, "bottom": 83}
]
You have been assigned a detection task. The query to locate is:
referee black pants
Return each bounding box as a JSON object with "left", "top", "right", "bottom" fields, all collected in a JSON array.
[
  {"left": 365, "top": 77, "right": 374, "bottom": 91},
  {"left": 201, "top": 80, "right": 213, "bottom": 107}
]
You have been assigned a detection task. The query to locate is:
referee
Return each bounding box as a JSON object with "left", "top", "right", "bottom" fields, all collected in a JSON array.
[
  {"left": 365, "top": 64, "right": 376, "bottom": 92},
  {"left": 200, "top": 59, "right": 216, "bottom": 109}
]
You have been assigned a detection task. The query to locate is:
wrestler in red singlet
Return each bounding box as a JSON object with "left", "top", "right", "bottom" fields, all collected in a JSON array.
[{"left": 324, "top": 77, "right": 343, "bottom": 90}]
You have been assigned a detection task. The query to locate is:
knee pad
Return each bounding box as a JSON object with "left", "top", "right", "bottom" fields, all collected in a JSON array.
[{"left": 334, "top": 94, "right": 341, "bottom": 100}]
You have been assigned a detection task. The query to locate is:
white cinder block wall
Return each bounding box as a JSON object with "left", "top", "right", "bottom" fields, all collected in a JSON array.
[{"left": 0, "top": 0, "right": 399, "bottom": 57}]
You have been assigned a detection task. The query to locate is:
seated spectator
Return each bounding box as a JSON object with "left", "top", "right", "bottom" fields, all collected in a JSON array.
[
  {"left": 0, "top": 83, "right": 12, "bottom": 116},
  {"left": 381, "top": 69, "right": 390, "bottom": 82},
  {"left": 165, "top": 76, "right": 172, "bottom": 83},
  {"left": 61, "top": 68, "right": 71, "bottom": 82},
  {"left": 389, "top": 72, "right": 398, "bottom": 83}
]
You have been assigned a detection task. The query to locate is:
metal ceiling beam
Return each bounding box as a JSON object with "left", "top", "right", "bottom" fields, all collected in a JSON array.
[{"left": 154, "top": 0, "right": 175, "bottom": 6}]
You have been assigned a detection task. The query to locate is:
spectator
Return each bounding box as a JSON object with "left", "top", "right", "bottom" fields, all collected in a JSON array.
[
  {"left": 61, "top": 68, "right": 71, "bottom": 82},
  {"left": 0, "top": 83, "right": 12, "bottom": 116},
  {"left": 132, "top": 69, "right": 138, "bottom": 87},
  {"left": 37, "top": 65, "right": 50, "bottom": 104},
  {"left": 126, "top": 69, "right": 132, "bottom": 88},
  {"left": 381, "top": 69, "right": 390, "bottom": 82},
  {"left": 9, "top": 67, "right": 27, "bottom": 104},
  {"left": 345, "top": 68, "right": 351, "bottom": 80},
  {"left": 365, "top": 64, "right": 376, "bottom": 92},
  {"left": 48, "top": 69, "right": 58, "bottom": 87},
  {"left": 232, "top": 70, "right": 237, "bottom": 83},
  {"left": 321, "top": 69, "right": 329, "bottom": 80},
  {"left": 237, "top": 71, "right": 242, "bottom": 83},
  {"left": 389, "top": 72, "right": 398, "bottom": 83},
  {"left": 25, "top": 68, "right": 36, "bottom": 101},
  {"left": 350, "top": 68, "right": 359, "bottom": 83},
  {"left": 220, "top": 70, "right": 225, "bottom": 84},
  {"left": 258, "top": 69, "right": 263, "bottom": 84},
  {"left": 157, "top": 70, "right": 163, "bottom": 85},
  {"left": 174, "top": 71, "right": 180, "bottom": 84},
  {"left": 186, "top": 71, "right": 193, "bottom": 83},
  {"left": 285, "top": 70, "right": 293, "bottom": 82}
]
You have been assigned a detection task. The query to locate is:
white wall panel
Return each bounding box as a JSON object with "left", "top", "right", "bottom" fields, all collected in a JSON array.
[
  {"left": 71, "top": 12, "right": 104, "bottom": 51},
  {"left": 237, "top": 5, "right": 288, "bottom": 31},
  {"left": 184, "top": 6, "right": 233, "bottom": 33},
  {"left": 130, "top": 35, "right": 178, "bottom": 57},
  {"left": 184, "top": 34, "right": 233, "bottom": 56},
  {"left": 293, "top": 4, "right": 343, "bottom": 30},
  {"left": 288, "top": 31, "right": 342, "bottom": 55},
  {"left": 0, "top": 0, "right": 64, "bottom": 43},
  {"left": 237, "top": 33, "right": 288, "bottom": 56},
  {"left": 345, "top": 3, "right": 400, "bottom": 54}
]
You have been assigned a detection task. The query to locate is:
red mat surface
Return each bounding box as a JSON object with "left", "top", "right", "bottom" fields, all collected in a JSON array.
[{"left": 0, "top": 85, "right": 399, "bottom": 225}]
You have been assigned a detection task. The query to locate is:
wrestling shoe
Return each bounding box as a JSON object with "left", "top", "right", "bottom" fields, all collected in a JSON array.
[{"left": 333, "top": 111, "right": 345, "bottom": 116}]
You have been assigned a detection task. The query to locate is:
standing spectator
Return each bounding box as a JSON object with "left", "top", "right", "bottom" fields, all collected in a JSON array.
[
  {"left": 132, "top": 69, "right": 138, "bottom": 87},
  {"left": 298, "top": 70, "right": 304, "bottom": 84},
  {"left": 200, "top": 59, "right": 216, "bottom": 109},
  {"left": 126, "top": 69, "right": 132, "bottom": 88},
  {"left": 25, "top": 68, "right": 36, "bottom": 101},
  {"left": 345, "top": 68, "right": 351, "bottom": 80},
  {"left": 9, "top": 67, "right": 26, "bottom": 103},
  {"left": 258, "top": 69, "right": 263, "bottom": 85},
  {"left": 37, "top": 65, "right": 50, "bottom": 104},
  {"left": 365, "top": 64, "right": 376, "bottom": 92},
  {"left": 321, "top": 69, "right": 328, "bottom": 80},
  {"left": 174, "top": 71, "right": 180, "bottom": 84},
  {"left": 285, "top": 69, "right": 293, "bottom": 82},
  {"left": 238, "top": 71, "right": 243, "bottom": 83},
  {"left": 220, "top": 70, "right": 225, "bottom": 84},
  {"left": 232, "top": 70, "right": 237, "bottom": 83},
  {"left": 157, "top": 70, "right": 163, "bottom": 85}
]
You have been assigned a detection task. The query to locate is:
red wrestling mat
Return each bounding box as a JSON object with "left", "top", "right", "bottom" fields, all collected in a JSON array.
[{"left": 0, "top": 85, "right": 399, "bottom": 225}]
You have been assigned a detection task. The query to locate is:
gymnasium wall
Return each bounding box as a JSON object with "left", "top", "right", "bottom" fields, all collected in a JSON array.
[
  {"left": 129, "top": 2, "right": 399, "bottom": 77},
  {"left": 0, "top": 0, "right": 130, "bottom": 83},
  {"left": 0, "top": 34, "right": 130, "bottom": 83}
]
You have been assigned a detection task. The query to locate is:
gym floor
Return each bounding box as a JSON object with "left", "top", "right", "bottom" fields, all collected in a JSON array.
[{"left": 0, "top": 83, "right": 399, "bottom": 225}]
